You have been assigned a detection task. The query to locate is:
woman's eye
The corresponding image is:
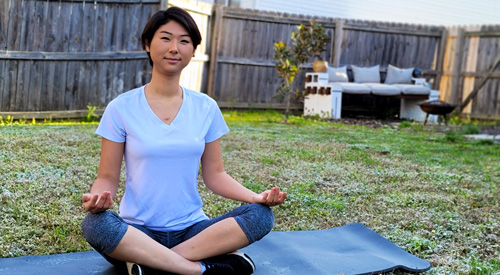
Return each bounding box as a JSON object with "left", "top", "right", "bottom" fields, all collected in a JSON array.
[
  {"left": 161, "top": 37, "right": 170, "bottom": 41},
  {"left": 181, "top": 40, "right": 190, "bottom": 44}
]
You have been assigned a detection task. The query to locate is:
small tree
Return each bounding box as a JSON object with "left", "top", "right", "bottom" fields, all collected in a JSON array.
[
  {"left": 274, "top": 20, "right": 329, "bottom": 123},
  {"left": 294, "top": 20, "right": 329, "bottom": 61},
  {"left": 273, "top": 41, "right": 300, "bottom": 124}
]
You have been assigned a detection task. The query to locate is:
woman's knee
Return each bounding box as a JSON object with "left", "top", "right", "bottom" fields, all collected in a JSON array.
[
  {"left": 81, "top": 211, "right": 128, "bottom": 254},
  {"left": 253, "top": 203, "right": 275, "bottom": 232},
  {"left": 235, "top": 203, "right": 275, "bottom": 243}
]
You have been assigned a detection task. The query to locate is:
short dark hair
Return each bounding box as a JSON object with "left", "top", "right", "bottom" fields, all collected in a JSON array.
[{"left": 141, "top": 7, "right": 202, "bottom": 66}]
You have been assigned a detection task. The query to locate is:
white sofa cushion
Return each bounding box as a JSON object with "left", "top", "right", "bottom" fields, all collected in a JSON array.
[
  {"left": 351, "top": 65, "right": 380, "bottom": 83},
  {"left": 396, "top": 84, "right": 431, "bottom": 95},
  {"left": 326, "top": 66, "right": 349, "bottom": 82},
  {"left": 368, "top": 84, "right": 401, "bottom": 96},
  {"left": 338, "top": 83, "right": 371, "bottom": 95},
  {"left": 384, "top": 65, "right": 414, "bottom": 84}
]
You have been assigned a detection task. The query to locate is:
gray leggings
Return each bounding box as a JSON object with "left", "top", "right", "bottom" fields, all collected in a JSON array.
[{"left": 81, "top": 204, "right": 274, "bottom": 270}]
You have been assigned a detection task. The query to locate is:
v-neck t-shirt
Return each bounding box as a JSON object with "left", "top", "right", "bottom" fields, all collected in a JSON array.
[{"left": 95, "top": 85, "right": 229, "bottom": 231}]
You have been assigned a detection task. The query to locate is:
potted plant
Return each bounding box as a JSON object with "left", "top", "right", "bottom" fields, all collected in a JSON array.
[{"left": 293, "top": 20, "right": 330, "bottom": 72}]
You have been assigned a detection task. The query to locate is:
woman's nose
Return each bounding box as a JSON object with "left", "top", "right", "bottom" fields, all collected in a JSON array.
[{"left": 169, "top": 42, "right": 179, "bottom": 54}]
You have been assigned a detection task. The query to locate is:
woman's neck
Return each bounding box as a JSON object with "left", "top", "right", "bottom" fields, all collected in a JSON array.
[{"left": 146, "top": 72, "right": 181, "bottom": 98}]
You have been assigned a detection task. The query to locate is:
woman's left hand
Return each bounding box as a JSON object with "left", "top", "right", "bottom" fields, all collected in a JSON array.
[{"left": 253, "top": 187, "right": 287, "bottom": 207}]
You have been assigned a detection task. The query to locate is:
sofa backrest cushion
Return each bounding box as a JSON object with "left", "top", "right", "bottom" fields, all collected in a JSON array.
[
  {"left": 384, "top": 65, "right": 414, "bottom": 84},
  {"left": 327, "top": 66, "right": 349, "bottom": 83},
  {"left": 352, "top": 65, "right": 381, "bottom": 83}
]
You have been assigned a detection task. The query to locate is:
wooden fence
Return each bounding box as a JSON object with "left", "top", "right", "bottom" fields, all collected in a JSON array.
[
  {"left": 0, "top": 0, "right": 159, "bottom": 116},
  {"left": 0, "top": 0, "right": 211, "bottom": 118},
  {"left": 1, "top": 1, "right": 499, "bottom": 119},
  {"left": 207, "top": 8, "right": 446, "bottom": 110},
  {"left": 440, "top": 25, "right": 500, "bottom": 119}
]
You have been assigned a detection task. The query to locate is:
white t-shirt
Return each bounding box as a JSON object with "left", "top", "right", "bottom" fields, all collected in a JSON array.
[{"left": 96, "top": 85, "right": 229, "bottom": 231}]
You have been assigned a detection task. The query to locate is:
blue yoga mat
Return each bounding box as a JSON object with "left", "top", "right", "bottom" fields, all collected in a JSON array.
[{"left": 0, "top": 223, "right": 430, "bottom": 275}]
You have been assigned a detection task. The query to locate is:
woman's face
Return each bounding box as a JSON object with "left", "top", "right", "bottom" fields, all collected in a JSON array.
[{"left": 145, "top": 20, "right": 194, "bottom": 76}]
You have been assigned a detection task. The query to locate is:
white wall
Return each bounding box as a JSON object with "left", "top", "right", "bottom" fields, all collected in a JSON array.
[{"left": 238, "top": 0, "right": 500, "bottom": 26}]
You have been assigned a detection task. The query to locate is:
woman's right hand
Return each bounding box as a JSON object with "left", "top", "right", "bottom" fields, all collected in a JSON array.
[{"left": 82, "top": 191, "right": 113, "bottom": 213}]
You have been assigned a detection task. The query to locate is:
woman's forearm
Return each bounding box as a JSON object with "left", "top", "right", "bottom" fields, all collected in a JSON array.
[{"left": 204, "top": 171, "right": 257, "bottom": 203}]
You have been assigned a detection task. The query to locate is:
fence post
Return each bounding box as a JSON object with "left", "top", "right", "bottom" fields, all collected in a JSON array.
[
  {"left": 450, "top": 27, "right": 465, "bottom": 106},
  {"left": 207, "top": 5, "right": 223, "bottom": 98},
  {"left": 434, "top": 28, "right": 448, "bottom": 93},
  {"left": 331, "top": 19, "right": 343, "bottom": 67}
]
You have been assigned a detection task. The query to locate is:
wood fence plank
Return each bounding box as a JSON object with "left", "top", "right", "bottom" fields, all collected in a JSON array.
[
  {"left": 27, "top": 61, "right": 40, "bottom": 111},
  {"left": 126, "top": 4, "right": 141, "bottom": 51},
  {"left": 46, "top": 0, "right": 59, "bottom": 51},
  {"left": 0, "top": 51, "right": 149, "bottom": 60},
  {"left": 76, "top": 61, "right": 88, "bottom": 109},
  {"left": 19, "top": 0, "right": 34, "bottom": 51},
  {"left": 0, "top": 0, "right": 9, "bottom": 51},
  {"left": 50, "top": 0, "right": 159, "bottom": 3},
  {"left": 69, "top": 2, "right": 84, "bottom": 52},
  {"left": 0, "top": 60, "right": 5, "bottom": 110},
  {"left": 81, "top": 1, "right": 96, "bottom": 52},
  {"left": 32, "top": 0, "right": 46, "bottom": 52},
  {"left": 207, "top": 5, "right": 223, "bottom": 98},
  {"left": 58, "top": 1, "right": 72, "bottom": 52},
  {"left": 0, "top": 109, "right": 106, "bottom": 120},
  {"left": 41, "top": 61, "right": 56, "bottom": 110},
  {"left": 6, "top": 0, "right": 21, "bottom": 50},
  {"left": 43, "top": 1, "right": 58, "bottom": 52},
  {"left": 103, "top": 3, "right": 116, "bottom": 52},
  {"left": 5, "top": 60, "right": 18, "bottom": 111},
  {"left": 115, "top": 4, "right": 126, "bottom": 51},
  {"left": 96, "top": 60, "right": 108, "bottom": 106},
  {"left": 16, "top": 61, "right": 31, "bottom": 111},
  {"left": 434, "top": 28, "right": 448, "bottom": 90},
  {"left": 93, "top": 2, "right": 106, "bottom": 52},
  {"left": 65, "top": 61, "right": 78, "bottom": 110},
  {"left": 450, "top": 28, "right": 465, "bottom": 105},
  {"left": 110, "top": 61, "right": 124, "bottom": 100}
]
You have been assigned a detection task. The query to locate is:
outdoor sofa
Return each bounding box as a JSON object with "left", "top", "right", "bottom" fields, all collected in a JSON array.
[{"left": 303, "top": 64, "right": 440, "bottom": 121}]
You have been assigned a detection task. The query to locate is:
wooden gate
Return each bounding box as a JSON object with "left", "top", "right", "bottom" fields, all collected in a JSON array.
[{"left": 440, "top": 26, "right": 500, "bottom": 119}]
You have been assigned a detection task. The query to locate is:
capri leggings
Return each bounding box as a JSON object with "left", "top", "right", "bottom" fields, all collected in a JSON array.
[{"left": 81, "top": 203, "right": 274, "bottom": 269}]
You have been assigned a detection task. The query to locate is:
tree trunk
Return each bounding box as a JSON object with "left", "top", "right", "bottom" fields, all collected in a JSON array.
[{"left": 284, "top": 79, "right": 291, "bottom": 123}]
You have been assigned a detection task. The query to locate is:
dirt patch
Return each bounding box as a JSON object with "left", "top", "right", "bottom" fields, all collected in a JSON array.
[
  {"left": 329, "top": 117, "right": 400, "bottom": 129},
  {"left": 480, "top": 125, "right": 500, "bottom": 136},
  {"left": 331, "top": 117, "right": 500, "bottom": 135}
]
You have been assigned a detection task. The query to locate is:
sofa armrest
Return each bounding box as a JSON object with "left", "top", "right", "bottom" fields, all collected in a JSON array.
[{"left": 412, "top": 78, "right": 426, "bottom": 85}]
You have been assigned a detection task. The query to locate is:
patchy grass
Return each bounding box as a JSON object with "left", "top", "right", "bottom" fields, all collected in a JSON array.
[{"left": 0, "top": 111, "right": 499, "bottom": 274}]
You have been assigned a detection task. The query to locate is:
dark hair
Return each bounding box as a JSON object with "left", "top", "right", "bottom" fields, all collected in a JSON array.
[{"left": 141, "top": 7, "right": 202, "bottom": 66}]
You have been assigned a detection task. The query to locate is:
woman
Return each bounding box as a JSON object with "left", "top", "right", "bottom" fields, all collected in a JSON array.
[{"left": 81, "top": 6, "right": 286, "bottom": 275}]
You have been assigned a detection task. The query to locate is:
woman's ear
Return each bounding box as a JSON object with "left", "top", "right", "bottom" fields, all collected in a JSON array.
[{"left": 144, "top": 40, "right": 150, "bottom": 52}]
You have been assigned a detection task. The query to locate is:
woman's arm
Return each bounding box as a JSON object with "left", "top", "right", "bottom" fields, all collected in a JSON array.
[
  {"left": 82, "top": 138, "right": 124, "bottom": 213},
  {"left": 201, "top": 139, "right": 286, "bottom": 206}
]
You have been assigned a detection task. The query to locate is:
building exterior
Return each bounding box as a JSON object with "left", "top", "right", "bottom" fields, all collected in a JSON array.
[{"left": 211, "top": 0, "right": 500, "bottom": 26}]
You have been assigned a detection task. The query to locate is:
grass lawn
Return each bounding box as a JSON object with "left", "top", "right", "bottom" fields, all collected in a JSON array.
[{"left": 0, "top": 110, "right": 499, "bottom": 274}]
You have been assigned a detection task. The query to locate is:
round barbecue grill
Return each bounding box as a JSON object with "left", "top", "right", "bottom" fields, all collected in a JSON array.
[{"left": 419, "top": 100, "right": 456, "bottom": 125}]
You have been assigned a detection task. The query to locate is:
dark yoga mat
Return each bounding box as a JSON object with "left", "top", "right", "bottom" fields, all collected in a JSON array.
[
  {"left": 0, "top": 223, "right": 430, "bottom": 275},
  {"left": 241, "top": 222, "right": 430, "bottom": 274}
]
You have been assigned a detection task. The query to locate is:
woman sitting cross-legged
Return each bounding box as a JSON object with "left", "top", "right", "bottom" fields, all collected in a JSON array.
[{"left": 81, "top": 6, "right": 286, "bottom": 275}]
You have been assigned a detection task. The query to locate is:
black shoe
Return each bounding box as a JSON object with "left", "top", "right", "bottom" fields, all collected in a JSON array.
[
  {"left": 126, "top": 262, "right": 145, "bottom": 275},
  {"left": 203, "top": 252, "right": 255, "bottom": 275},
  {"left": 200, "top": 261, "right": 235, "bottom": 275}
]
